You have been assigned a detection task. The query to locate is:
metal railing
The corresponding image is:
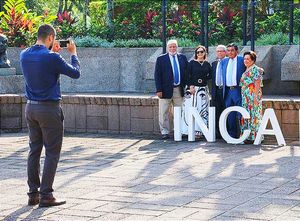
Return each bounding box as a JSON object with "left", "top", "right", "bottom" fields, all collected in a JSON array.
[{"left": 160, "top": 0, "right": 298, "bottom": 52}]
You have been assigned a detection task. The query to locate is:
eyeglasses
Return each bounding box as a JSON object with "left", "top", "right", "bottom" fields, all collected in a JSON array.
[
  {"left": 217, "top": 50, "right": 225, "bottom": 52},
  {"left": 197, "top": 51, "right": 205, "bottom": 54}
]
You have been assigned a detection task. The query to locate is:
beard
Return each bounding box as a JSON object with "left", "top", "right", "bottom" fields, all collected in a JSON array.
[{"left": 48, "top": 40, "right": 54, "bottom": 50}]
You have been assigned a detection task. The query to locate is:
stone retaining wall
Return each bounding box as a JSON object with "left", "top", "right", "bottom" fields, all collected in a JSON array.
[
  {"left": 0, "top": 94, "right": 299, "bottom": 141},
  {"left": 4, "top": 46, "right": 300, "bottom": 95}
]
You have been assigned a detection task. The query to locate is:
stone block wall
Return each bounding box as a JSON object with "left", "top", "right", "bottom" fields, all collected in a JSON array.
[
  {"left": 5, "top": 46, "right": 300, "bottom": 96},
  {"left": 263, "top": 96, "right": 299, "bottom": 139},
  {"left": 0, "top": 94, "right": 298, "bottom": 141}
]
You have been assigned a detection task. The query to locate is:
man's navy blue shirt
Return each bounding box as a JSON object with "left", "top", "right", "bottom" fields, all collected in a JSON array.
[{"left": 20, "top": 45, "right": 80, "bottom": 101}]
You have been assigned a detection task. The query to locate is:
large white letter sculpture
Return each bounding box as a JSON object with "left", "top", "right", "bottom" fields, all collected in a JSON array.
[
  {"left": 219, "top": 106, "right": 251, "bottom": 144},
  {"left": 174, "top": 107, "right": 182, "bottom": 141},
  {"left": 188, "top": 107, "right": 215, "bottom": 142},
  {"left": 254, "top": 108, "right": 286, "bottom": 146}
]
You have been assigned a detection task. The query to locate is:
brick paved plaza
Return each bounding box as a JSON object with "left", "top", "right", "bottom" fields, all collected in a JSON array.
[{"left": 0, "top": 133, "right": 300, "bottom": 221}]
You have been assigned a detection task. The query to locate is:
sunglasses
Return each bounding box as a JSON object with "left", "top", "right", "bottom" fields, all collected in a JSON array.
[{"left": 197, "top": 50, "right": 205, "bottom": 54}]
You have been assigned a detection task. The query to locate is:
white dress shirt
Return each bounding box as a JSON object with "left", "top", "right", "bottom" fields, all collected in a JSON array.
[{"left": 226, "top": 56, "right": 237, "bottom": 86}]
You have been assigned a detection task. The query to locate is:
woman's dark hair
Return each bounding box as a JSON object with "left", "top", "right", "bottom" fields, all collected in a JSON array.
[
  {"left": 194, "top": 45, "right": 207, "bottom": 59},
  {"left": 243, "top": 51, "right": 257, "bottom": 62}
]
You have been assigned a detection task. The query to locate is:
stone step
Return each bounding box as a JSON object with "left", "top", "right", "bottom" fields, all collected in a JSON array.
[
  {"left": 0, "top": 67, "right": 16, "bottom": 76},
  {"left": 0, "top": 75, "right": 23, "bottom": 94}
]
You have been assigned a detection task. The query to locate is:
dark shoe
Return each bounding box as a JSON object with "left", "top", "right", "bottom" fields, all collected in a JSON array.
[
  {"left": 28, "top": 193, "right": 39, "bottom": 206},
  {"left": 244, "top": 140, "right": 254, "bottom": 144},
  {"left": 39, "top": 196, "right": 66, "bottom": 208},
  {"left": 162, "top": 134, "right": 169, "bottom": 140}
]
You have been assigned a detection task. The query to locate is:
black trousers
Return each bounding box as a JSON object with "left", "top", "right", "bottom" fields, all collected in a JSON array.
[
  {"left": 25, "top": 102, "right": 64, "bottom": 198},
  {"left": 212, "top": 88, "right": 225, "bottom": 138}
]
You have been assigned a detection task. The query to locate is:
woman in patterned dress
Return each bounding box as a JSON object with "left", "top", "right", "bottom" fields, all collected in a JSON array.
[
  {"left": 181, "top": 45, "right": 212, "bottom": 136},
  {"left": 240, "top": 51, "right": 263, "bottom": 144}
]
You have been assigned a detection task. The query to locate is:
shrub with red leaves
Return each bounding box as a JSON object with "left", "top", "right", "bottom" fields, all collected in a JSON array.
[{"left": 56, "top": 10, "right": 77, "bottom": 38}]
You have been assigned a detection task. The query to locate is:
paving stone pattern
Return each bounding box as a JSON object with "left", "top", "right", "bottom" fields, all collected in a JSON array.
[{"left": 0, "top": 133, "right": 300, "bottom": 221}]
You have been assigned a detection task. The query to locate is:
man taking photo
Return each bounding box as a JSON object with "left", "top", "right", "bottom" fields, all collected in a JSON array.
[{"left": 20, "top": 24, "right": 81, "bottom": 207}]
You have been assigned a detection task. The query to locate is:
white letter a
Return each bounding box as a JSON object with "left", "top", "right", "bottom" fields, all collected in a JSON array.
[{"left": 254, "top": 108, "right": 286, "bottom": 146}]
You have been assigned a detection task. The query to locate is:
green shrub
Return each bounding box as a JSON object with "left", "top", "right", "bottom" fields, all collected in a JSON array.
[
  {"left": 89, "top": 1, "right": 109, "bottom": 38},
  {"left": 176, "top": 38, "right": 198, "bottom": 47},
  {"left": 74, "top": 36, "right": 199, "bottom": 48},
  {"left": 74, "top": 36, "right": 114, "bottom": 47},
  {"left": 256, "top": 32, "right": 300, "bottom": 46},
  {"left": 114, "top": 38, "right": 162, "bottom": 47},
  {"left": 256, "top": 8, "right": 300, "bottom": 36}
]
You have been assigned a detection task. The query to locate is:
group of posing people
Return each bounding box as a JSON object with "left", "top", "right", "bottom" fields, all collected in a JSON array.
[
  {"left": 155, "top": 39, "right": 264, "bottom": 144},
  {"left": 20, "top": 23, "right": 263, "bottom": 207}
]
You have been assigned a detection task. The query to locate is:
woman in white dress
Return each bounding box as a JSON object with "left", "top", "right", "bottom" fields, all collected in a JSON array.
[{"left": 181, "top": 45, "right": 212, "bottom": 136}]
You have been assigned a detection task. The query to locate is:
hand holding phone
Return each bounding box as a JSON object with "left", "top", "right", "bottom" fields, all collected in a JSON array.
[
  {"left": 66, "top": 39, "right": 77, "bottom": 56},
  {"left": 51, "top": 41, "right": 61, "bottom": 53},
  {"left": 59, "top": 39, "right": 70, "bottom": 48}
]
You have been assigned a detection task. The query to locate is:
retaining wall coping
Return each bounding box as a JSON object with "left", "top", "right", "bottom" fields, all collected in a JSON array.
[{"left": 0, "top": 94, "right": 299, "bottom": 109}]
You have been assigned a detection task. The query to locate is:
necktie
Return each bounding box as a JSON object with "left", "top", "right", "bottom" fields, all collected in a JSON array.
[
  {"left": 172, "top": 55, "right": 179, "bottom": 85},
  {"left": 217, "top": 60, "right": 223, "bottom": 86}
]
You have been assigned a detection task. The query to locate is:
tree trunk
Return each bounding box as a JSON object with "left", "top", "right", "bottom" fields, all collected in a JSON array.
[
  {"left": 107, "top": 0, "right": 114, "bottom": 41},
  {"left": 260, "top": 0, "right": 268, "bottom": 15},
  {"left": 84, "top": 0, "right": 90, "bottom": 31}
]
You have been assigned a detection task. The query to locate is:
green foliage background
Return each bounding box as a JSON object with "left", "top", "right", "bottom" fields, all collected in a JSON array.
[{"left": 0, "top": 0, "right": 299, "bottom": 47}]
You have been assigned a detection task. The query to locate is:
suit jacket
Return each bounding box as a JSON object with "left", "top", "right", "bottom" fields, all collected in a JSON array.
[
  {"left": 211, "top": 60, "right": 219, "bottom": 101},
  {"left": 221, "top": 55, "right": 246, "bottom": 98},
  {"left": 154, "top": 53, "right": 188, "bottom": 99}
]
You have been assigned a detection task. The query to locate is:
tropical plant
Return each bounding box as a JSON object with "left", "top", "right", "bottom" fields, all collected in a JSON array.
[
  {"left": 56, "top": 10, "right": 77, "bottom": 39},
  {"left": 0, "top": 0, "right": 56, "bottom": 47}
]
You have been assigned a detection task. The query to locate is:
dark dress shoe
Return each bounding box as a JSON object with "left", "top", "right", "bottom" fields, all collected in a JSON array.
[
  {"left": 162, "top": 134, "right": 169, "bottom": 140},
  {"left": 244, "top": 139, "right": 254, "bottom": 144},
  {"left": 39, "top": 196, "right": 66, "bottom": 207},
  {"left": 28, "top": 194, "right": 39, "bottom": 206}
]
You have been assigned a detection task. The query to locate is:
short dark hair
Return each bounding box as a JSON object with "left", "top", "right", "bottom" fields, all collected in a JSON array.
[
  {"left": 227, "top": 43, "right": 238, "bottom": 51},
  {"left": 194, "top": 45, "right": 207, "bottom": 59},
  {"left": 37, "top": 24, "right": 56, "bottom": 40},
  {"left": 243, "top": 51, "right": 257, "bottom": 62}
]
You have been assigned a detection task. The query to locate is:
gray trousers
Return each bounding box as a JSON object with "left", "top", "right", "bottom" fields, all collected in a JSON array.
[
  {"left": 158, "top": 87, "right": 183, "bottom": 135},
  {"left": 25, "top": 102, "right": 64, "bottom": 198}
]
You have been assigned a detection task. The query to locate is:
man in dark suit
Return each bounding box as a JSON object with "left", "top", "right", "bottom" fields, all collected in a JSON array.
[
  {"left": 154, "top": 39, "right": 188, "bottom": 139},
  {"left": 211, "top": 45, "right": 227, "bottom": 139},
  {"left": 221, "top": 43, "right": 246, "bottom": 138}
]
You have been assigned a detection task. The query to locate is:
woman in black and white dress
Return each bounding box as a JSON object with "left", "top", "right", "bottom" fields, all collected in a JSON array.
[{"left": 181, "top": 45, "right": 212, "bottom": 136}]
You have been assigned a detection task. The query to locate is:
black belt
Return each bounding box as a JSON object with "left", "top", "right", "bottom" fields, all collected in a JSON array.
[
  {"left": 174, "top": 85, "right": 180, "bottom": 88},
  {"left": 217, "top": 85, "right": 223, "bottom": 89},
  {"left": 27, "top": 100, "right": 60, "bottom": 104},
  {"left": 226, "top": 86, "right": 237, "bottom": 90}
]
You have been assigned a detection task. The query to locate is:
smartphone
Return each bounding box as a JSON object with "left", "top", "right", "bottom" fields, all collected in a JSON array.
[{"left": 59, "top": 39, "right": 70, "bottom": 47}]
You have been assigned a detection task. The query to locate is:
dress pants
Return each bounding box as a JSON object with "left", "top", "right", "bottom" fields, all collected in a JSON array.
[
  {"left": 225, "top": 88, "right": 242, "bottom": 138},
  {"left": 25, "top": 102, "right": 64, "bottom": 198},
  {"left": 212, "top": 87, "right": 225, "bottom": 138},
  {"left": 159, "top": 87, "right": 183, "bottom": 135}
]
